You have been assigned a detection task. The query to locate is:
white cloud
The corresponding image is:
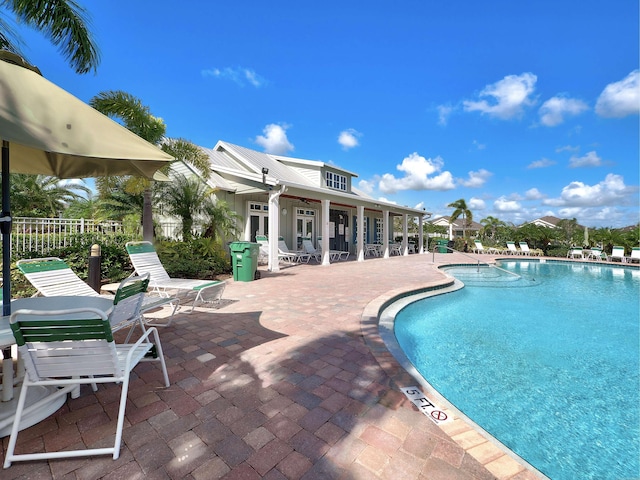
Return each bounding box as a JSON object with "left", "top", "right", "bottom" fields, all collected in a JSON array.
[
  {"left": 459, "top": 169, "right": 492, "bottom": 187},
  {"left": 472, "top": 140, "right": 486, "bottom": 150},
  {"left": 358, "top": 179, "right": 375, "bottom": 195},
  {"left": 494, "top": 196, "right": 522, "bottom": 212},
  {"left": 525, "top": 188, "right": 545, "bottom": 200},
  {"left": 527, "top": 158, "right": 556, "bottom": 169},
  {"left": 338, "top": 129, "right": 361, "bottom": 150},
  {"left": 202, "top": 66, "right": 267, "bottom": 87},
  {"left": 463, "top": 73, "right": 537, "bottom": 120},
  {"left": 595, "top": 70, "right": 640, "bottom": 118},
  {"left": 255, "top": 124, "right": 294, "bottom": 154},
  {"left": 556, "top": 145, "right": 580, "bottom": 153},
  {"left": 377, "top": 197, "right": 397, "bottom": 205},
  {"left": 538, "top": 96, "right": 588, "bottom": 126},
  {"left": 543, "top": 173, "right": 635, "bottom": 207},
  {"left": 378, "top": 153, "right": 455, "bottom": 193},
  {"left": 569, "top": 151, "right": 602, "bottom": 168},
  {"left": 437, "top": 104, "right": 453, "bottom": 126},
  {"left": 468, "top": 197, "right": 486, "bottom": 210}
]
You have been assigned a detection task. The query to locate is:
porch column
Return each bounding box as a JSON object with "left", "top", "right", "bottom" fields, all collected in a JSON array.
[
  {"left": 418, "top": 216, "right": 424, "bottom": 254},
  {"left": 382, "top": 209, "right": 390, "bottom": 258},
  {"left": 268, "top": 186, "right": 286, "bottom": 272},
  {"left": 402, "top": 213, "right": 409, "bottom": 256},
  {"left": 356, "top": 205, "right": 365, "bottom": 262},
  {"left": 321, "top": 199, "right": 331, "bottom": 266}
]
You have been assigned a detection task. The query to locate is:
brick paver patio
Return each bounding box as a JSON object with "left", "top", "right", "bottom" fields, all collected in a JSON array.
[{"left": 1, "top": 252, "right": 548, "bottom": 479}]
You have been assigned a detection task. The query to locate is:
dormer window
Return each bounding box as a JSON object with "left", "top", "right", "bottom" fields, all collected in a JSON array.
[{"left": 326, "top": 171, "right": 347, "bottom": 191}]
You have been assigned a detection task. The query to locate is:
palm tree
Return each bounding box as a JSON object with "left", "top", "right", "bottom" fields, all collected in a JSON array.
[
  {"left": 90, "top": 91, "right": 210, "bottom": 241},
  {"left": 448, "top": 199, "right": 472, "bottom": 238},
  {"left": 480, "top": 216, "right": 505, "bottom": 241},
  {"left": 156, "top": 174, "right": 212, "bottom": 241},
  {"left": 202, "top": 199, "right": 242, "bottom": 241},
  {"left": 1, "top": 0, "right": 99, "bottom": 74},
  {"left": 9, "top": 174, "right": 90, "bottom": 216}
]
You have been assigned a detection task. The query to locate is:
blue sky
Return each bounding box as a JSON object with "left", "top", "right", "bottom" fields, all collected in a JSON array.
[{"left": 12, "top": 0, "right": 640, "bottom": 228}]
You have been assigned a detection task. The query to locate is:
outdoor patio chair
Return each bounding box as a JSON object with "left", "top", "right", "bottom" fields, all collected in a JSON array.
[
  {"left": 302, "top": 239, "right": 323, "bottom": 262},
  {"left": 278, "top": 238, "right": 311, "bottom": 263},
  {"left": 608, "top": 246, "right": 626, "bottom": 263},
  {"left": 3, "top": 306, "right": 169, "bottom": 467},
  {"left": 315, "top": 238, "right": 350, "bottom": 261},
  {"left": 629, "top": 247, "right": 640, "bottom": 264},
  {"left": 519, "top": 242, "right": 532, "bottom": 256},
  {"left": 17, "top": 257, "right": 178, "bottom": 325},
  {"left": 586, "top": 248, "right": 605, "bottom": 261},
  {"left": 506, "top": 242, "right": 521, "bottom": 255},
  {"left": 109, "top": 273, "right": 154, "bottom": 342},
  {"left": 365, "top": 243, "right": 381, "bottom": 257},
  {"left": 255, "top": 235, "right": 269, "bottom": 264},
  {"left": 567, "top": 247, "right": 584, "bottom": 259},
  {"left": 126, "top": 241, "right": 225, "bottom": 313}
]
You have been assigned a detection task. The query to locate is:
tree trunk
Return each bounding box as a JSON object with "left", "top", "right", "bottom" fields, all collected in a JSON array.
[{"left": 142, "top": 188, "right": 153, "bottom": 242}]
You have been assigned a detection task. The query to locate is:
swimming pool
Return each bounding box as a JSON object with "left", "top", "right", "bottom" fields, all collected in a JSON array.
[{"left": 393, "top": 260, "right": 639, "bottom": 480}]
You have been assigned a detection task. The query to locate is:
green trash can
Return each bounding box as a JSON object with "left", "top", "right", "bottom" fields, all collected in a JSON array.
[
  {"left": 436, "top": 239, "right": 449, "bottom": 253},
  {"left": 229, "top": 242, "right": 259, "bottom": 282}
]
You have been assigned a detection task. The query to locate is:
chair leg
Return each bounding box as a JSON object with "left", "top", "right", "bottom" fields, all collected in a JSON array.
[
  {"left": 3, "top": 381, "right": 30, "bottom": 468},
  {"left": 113, "top": 376, "right": 130, "bottom": 460},
  {"left": 150, "top": 327, "right": 170, "bottom": 387}
]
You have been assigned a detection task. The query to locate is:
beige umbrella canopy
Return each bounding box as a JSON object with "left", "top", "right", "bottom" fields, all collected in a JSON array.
[{"left": 0, "top": 51, "right": 174, "bottom": 313}]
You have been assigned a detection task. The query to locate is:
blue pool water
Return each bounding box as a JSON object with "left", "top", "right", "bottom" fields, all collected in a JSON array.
[{"left": 394, "top": 261, "right": 639, "bottom": 480}]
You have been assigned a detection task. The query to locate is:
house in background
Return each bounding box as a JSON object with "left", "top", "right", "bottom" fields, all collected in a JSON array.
[
  {"left": 524, "top": 216, "right": 563, "bottom": 229},
  {"left": 167, "top": 141, "right": 430, "bottom": 271},
  {"left": 428, "top": 215, "right": 482, "bottom": 239}
]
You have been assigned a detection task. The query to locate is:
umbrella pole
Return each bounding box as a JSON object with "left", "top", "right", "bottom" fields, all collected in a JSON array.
[{"left": 2, "top": 141, "right": 11, "bottom": 316}]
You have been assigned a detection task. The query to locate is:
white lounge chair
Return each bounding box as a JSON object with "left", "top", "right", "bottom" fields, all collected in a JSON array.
[
  {"left": 519, "top": 242, "right": 532, "bottom": 256},
  {"left": 126, "top": 241, "right": 225, "bottom": 313},
  {"left": 506, "top": 242, "right": 520, "bottom": 255},
  {"left": 255, "top": 235, "right": 269, "bottom": 264},
  {"left": 629, "top": 247, "right": 640, "bottom": 264},
  {"left": 567, "top": 247, "right": 584, "bottom": 259},
  {"left": 3, "top": 306, "right": 169, "bottom": 467},
  {"left": 17, "top": 257, "right": 177, "bottom": 325},
  {"left": 315, "top": 237, "right": 350, "bottom": 261},
  {"left": 608, "top": 246, "right": 626, "bottom": 263},
  {"left": 302, "top": 239, "right": 323, "bottom": 262},
  {"left": 585, "top": 248, "right": 605, "bottom": 261},
  {"left": 278, "top": 238, "right": 311, "bottom": 264}
]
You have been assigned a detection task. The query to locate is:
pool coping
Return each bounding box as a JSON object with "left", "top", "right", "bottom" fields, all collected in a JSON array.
[{"left": 361, "top": 261, "right": 556, "bottom": 479}]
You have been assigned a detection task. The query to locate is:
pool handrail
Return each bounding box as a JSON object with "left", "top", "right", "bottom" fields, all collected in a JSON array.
[{"left": 430, "top": 243, "right": 521, "bottom": 278}]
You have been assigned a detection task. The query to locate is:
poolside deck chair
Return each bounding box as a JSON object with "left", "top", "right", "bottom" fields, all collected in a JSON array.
[
  {"left": 585, "top": 248, "right": 605, "bottom": 261},
  {"left": 255, "top": 235, "right": 269, "bottom": 264},
  {"left": 567, "top": 247, "right": 584, "bottom": 259},
  {"left": 302, "top": 238, "right": 323, "bottom": 262},
  {"left": 629, "top": 247, "right": 640, "bottom": 264},
  {"left": 3, "top": 307, "right": 169, "bottom": 468},
  {"left": 608, "top": 246, "right": 626, "bottom": 263},
  {"left": 278, "top": 238, "right": 311, "bottom": 263},
  {"left": 17, "top": 257, "right": 177, "bottom": 325},
  {"left": 506, "top": 242, "right": 520, "bottom": 255},
  {"left": 126, "top": 241, "right": 225, "bottom": 313},
  {"left": 519, "top": 242, "right": 533, "bottom": 256},
  {"left": 315, "top": 237, "right": 350, "bottom": 261},
  {"left": 257, "top": 235, "right": 302, "bottom": 264},
  {"left": 109, "top": 273, "right": 153, "bottom": 341}
]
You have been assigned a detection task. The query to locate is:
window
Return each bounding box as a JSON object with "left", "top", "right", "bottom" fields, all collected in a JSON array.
[
  {"left": 325, "top": 171, "right": 347, "bottom": 192},
  {"left": 249, "top": 202, "right": 268, "bottom": 212}
]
